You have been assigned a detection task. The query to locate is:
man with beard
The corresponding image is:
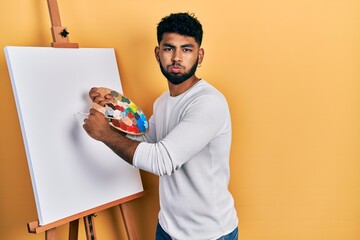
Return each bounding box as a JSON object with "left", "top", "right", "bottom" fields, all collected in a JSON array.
[{"left": 83, "top": 12, "right": 238, "bottom": 240}]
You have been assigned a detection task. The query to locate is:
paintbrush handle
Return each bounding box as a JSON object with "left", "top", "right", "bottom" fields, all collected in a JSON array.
[{"left": 76, "top": 112, "right": 120, "bottom": 120}]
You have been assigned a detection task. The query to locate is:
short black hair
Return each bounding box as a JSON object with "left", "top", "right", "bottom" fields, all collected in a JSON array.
[{"left": 157, "top": 12, "right": 203, "bottom": 46}]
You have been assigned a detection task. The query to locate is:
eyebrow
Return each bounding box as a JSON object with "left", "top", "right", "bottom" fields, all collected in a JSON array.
[{"left": 162, "top": 43, "right": 195, "bottom": 48}]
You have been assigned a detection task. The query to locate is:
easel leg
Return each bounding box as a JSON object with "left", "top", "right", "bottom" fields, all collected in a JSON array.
[
  {"left": 120, "top": 203, "right": 138, "bottom": 240},
  {"left": 69, "top": 219, "right": 79, "bottom": 240},
  {"left": 84, "top": 215, "right": 97, "bottom": 240},
  {"left": 45, "top": 228, "right": 56, "bottom": 240}
]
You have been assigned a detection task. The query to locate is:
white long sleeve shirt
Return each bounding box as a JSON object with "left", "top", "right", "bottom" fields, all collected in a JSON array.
[{"left": 132, "top": 80, "right": 238, "bottom": 239}]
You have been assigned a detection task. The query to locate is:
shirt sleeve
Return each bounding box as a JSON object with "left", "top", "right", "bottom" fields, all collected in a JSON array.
[{"left": 133, "top": 92, "right": 230, "bottom": 176}]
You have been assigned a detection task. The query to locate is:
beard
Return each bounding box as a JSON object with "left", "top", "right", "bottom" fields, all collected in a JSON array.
[{"left": 159, "top": 60, "right": 198, "bottom": 85}]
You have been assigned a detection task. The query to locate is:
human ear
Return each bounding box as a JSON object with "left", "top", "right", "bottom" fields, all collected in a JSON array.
[
  {"left": 154, "top": 46, "right": 160, "bottom": 63},
  {"left": 198, "top": 48, "right": 204, "bottom": 65}
]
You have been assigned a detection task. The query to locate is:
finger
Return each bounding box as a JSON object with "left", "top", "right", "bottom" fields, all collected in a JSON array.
[
  {"left": 89, "top": 92, "right": 101, "bottom": 102},
  {"left": 82, "top": 123, "right": 89, "bottom": 132},
  {"left": 92, "top": 96, "right": 108, "bottom": 105},
  {"left": 89, "top": 87, "right": 98, "bottom": 93},
  {"left": 105, "top": 94, "right": 114, "bottom": 100},
  {"left": 104, "top": 94, "right": 116, "bottom": 105},
  {"left": 89, "top": 108, "right": 101, "bottom": 116},
  {"left": 89, "top": 108, "right": 96, "bottom": 115},
  {"left": 98, "top": 99, "right": 112, "bottom": 107}
]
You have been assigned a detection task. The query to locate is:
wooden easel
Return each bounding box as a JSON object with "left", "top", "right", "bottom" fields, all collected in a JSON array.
[
  {"left": 27, "top": 1, "right": 145, "bottom": 239},
  {"left": 28, "top": 192, "right": 145, "bottom": 240},
  {"left": 47, "top": 0, "right": 79, "bottom": 48}
]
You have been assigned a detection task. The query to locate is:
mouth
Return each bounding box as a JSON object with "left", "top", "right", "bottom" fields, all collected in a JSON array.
[{"left": 170, "top": 65, "right": 182, "bottom": 74}]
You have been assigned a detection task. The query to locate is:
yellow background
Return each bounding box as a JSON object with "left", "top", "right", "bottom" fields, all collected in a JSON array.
[{"left": 0, "top": 0, "right": 359, "bottom": 239}]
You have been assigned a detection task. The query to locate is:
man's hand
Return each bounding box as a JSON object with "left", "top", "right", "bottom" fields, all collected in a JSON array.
[
  {"left": 89, "top": 87, "right": 114, "bottom": 106},
  {"left": 82, "top": 107, "right": 139, "bottom": 165},
  {"left": 83, "top": 88, "right": 140, "bottom": 165},
  {"left": 83, "top": 108, "right": 112, "bottom": 142}
]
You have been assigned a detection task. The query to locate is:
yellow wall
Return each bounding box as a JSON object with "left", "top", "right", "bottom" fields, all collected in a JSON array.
[{"left": 0, "top": 0, "right": 359, "bottom": 239}]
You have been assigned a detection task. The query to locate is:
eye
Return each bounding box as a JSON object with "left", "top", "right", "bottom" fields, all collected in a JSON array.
[
  {"left": 183, "top": 48, "right": 192, "bottom": 52},
  {"left": 163, "top": 47, "right": 173, "bottom": 51}
]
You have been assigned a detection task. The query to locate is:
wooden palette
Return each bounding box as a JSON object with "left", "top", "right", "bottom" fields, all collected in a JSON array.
[{"left": 93, "top": 87, "right": 148, "bottom": 135}]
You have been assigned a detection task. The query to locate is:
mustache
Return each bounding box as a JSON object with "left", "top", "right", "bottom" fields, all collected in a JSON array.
[{"left": 169, "top": 63, "right": 183, "bottom": 68}]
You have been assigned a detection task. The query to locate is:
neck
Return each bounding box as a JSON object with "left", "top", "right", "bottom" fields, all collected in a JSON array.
[{"left": 168, "top": 76, "right": 200, "bottom": 96}]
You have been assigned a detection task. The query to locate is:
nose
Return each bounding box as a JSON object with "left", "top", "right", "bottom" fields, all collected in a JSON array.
[{"left": 172, "top": 48, "right": 182, "bottom": 62}]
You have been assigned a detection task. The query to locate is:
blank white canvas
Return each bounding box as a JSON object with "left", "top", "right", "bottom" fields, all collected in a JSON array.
[{"left": 4, "top": 46, "right": 143, "bottom": 225}]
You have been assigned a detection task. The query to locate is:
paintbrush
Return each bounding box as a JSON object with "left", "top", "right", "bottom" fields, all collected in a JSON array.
[{"left": 76, "top": 112, "right": 120, "bottom": 120}]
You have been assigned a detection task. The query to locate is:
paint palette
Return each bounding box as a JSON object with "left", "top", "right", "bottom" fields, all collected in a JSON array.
[{"left": 93, "top": 87, "right": 149, "bottom": 135}]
